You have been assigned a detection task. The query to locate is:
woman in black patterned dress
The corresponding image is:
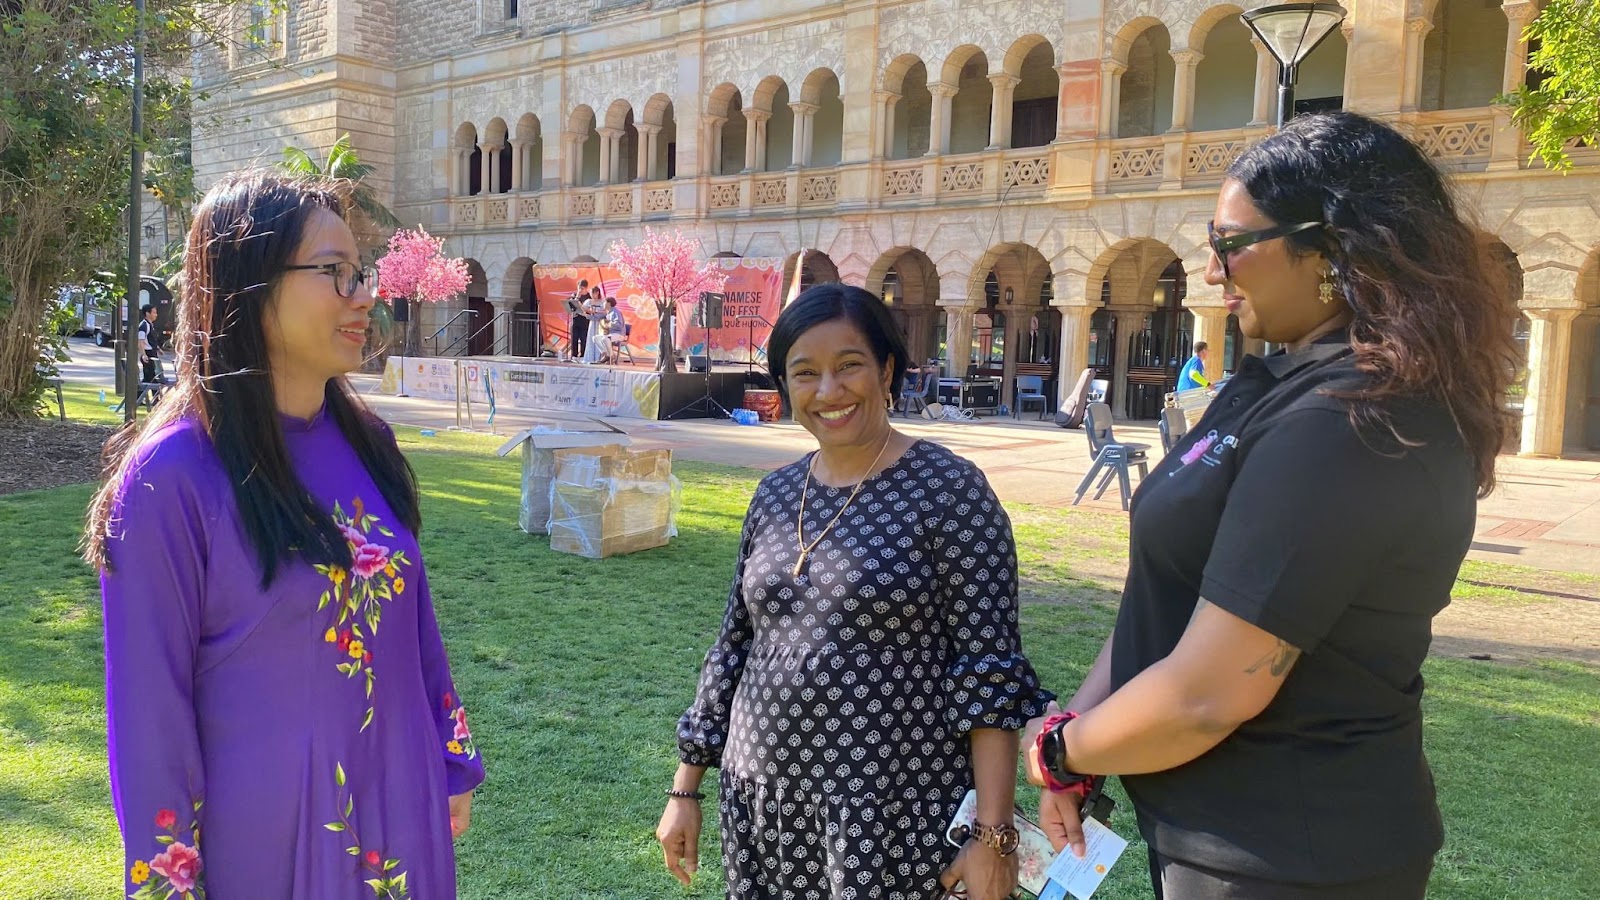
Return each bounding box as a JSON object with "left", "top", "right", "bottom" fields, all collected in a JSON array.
[{"left": 658, "top": 284, "right": 1054, "bottom": 900}]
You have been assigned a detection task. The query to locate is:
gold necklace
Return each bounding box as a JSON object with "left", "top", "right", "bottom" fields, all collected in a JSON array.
[{"left": 794, "top": 432, "right": 894, "bottom": 579}]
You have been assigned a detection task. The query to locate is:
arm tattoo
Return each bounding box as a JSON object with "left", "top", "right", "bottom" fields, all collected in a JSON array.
[{"left": 1244, "top": 640, "right": 1301, "bottom": 678}]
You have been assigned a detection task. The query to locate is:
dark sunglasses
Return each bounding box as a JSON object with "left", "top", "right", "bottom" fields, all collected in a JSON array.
[
  {"left": 283, "top": 261, "right": 379, "bottom": 299},
  {"left": 1207, "top": 221, "right": 1322, "bottom": 281}
]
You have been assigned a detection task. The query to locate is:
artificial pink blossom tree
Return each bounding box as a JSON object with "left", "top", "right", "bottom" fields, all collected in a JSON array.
[
  {"left": 608, "top": 228, "right": 727, "bottom": 372},
  {"left": 373, "top": 227, "right": 471, "bottom": 356}
]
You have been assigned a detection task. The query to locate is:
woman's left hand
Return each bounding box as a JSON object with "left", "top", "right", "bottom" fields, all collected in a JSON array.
[
  {"left": 449, "top": 791, "right": 473, "bottom": 839},
  {"left": 938, "top": 841, "right": 1018, "bottom": 900}
]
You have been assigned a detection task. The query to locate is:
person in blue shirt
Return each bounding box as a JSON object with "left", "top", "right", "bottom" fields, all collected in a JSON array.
[{"left": 1176, "top": 341, "right": 1211, "bottom": 391}]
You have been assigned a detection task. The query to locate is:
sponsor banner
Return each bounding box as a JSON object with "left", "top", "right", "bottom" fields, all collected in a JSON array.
[
  {"left": 379, "top": 356, "right": 662, "bottom": 420},
  {"left": 532, "top": 258, "right": 784, "bottom": 365}
]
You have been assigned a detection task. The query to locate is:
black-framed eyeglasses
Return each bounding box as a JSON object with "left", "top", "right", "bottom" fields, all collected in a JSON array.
[
  {"left": 1207, "top": 221, "right": 1322, "bottom": 281},
  {"left": 283, "top": 261, "right": 378, "bottom": 300}
]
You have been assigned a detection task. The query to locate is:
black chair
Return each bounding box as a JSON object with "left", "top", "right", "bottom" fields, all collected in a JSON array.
[
  {"left": 897, "top": 369, "right": 930, "bottom": 417},
  {"left": 1014, "top": 375, "right": 1048, "bottom": 420},
  {"left": 1072, "top": 402, "right": 1150, "bottom": 511}
]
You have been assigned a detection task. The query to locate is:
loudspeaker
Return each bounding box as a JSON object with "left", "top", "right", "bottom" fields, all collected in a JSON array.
[
  {"left": 693, "top": 292, "right": 725, "bottom": 329},
  {"left": 392, "top": 296, "right": 410, "bottom": 323},
  {"left": 689, "top": 355, "right": 712, "bottom": 374}
]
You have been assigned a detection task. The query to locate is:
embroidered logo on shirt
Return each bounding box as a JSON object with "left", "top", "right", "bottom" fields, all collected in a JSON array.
[{"left": 1174, "top": 430, "right": 1239, "bottom": 471}]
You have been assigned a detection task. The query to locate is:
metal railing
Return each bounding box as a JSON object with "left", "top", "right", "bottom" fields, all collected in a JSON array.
[
  {"left": 426, "top": 308, "right": 479, "bottom": 357},
  {"left": 440, "top": 310, "right": 540, "bottom": 358}
]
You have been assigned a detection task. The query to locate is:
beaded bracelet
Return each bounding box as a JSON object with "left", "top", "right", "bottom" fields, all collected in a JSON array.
[{"left": 665, "top": 788, "right": 706, "bottom": 801}]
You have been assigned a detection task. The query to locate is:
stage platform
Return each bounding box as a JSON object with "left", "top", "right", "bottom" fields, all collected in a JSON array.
[{"left": 377, "top": 355, "right": 754, "bottom": 420}]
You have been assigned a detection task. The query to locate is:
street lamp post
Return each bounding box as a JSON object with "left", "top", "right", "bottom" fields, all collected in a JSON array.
[{"left": 1241, "top": 3, "right": 1349, "bottom": 128}]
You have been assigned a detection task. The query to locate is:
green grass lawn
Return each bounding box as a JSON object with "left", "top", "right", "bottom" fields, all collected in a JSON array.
[{"left": 2, "top": 419, "right": 1597, "bottom": 898}]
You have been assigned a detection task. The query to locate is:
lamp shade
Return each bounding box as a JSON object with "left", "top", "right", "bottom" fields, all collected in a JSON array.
[{"left": 1242, "top": 3, "right": 1347, "bottom": 68}]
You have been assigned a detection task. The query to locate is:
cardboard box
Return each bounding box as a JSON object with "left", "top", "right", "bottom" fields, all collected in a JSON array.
[
  {"left": 548, "top": 446, "right": 678, "bottom": 558},
  {"left": 494, "top": 421, "right": 630, "bottom": 535}
]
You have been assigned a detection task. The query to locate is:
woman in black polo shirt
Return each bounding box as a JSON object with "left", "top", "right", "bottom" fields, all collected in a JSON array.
[{"left": 1022, "top": 111, "right": 1517, "bottom": 898}]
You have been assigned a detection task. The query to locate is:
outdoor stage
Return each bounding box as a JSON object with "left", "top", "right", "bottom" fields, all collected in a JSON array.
[{"left": 377, "top": 355, "right": 751, "bottom": 421}]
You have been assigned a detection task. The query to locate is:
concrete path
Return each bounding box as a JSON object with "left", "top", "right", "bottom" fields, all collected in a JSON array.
[{"left": 56, "top": 339, "right": 1600, "bottom": 575}]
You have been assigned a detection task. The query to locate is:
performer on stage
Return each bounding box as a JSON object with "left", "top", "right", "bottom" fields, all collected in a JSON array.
[
  {"left": 567, "top": 279, "right": 590, "bottom": 360},
  {"left": 582, "top": 288, "right": 607, "bottom": 364}
]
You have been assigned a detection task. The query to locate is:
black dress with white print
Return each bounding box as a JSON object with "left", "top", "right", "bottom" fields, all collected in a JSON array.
[{"left": 679, "top": 439, "right": 1054, "bottom": 900}]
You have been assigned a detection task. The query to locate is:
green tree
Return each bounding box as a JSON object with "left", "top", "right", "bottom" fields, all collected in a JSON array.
[
  {"left": 0, "top": 0, "right": 251, "bottom": 418},
  {"left": 1504, "top": 0, "right": 1600, "bottom": 171},
  {"left": 278, "top": 134, "right": 401, "bottom": 232}
]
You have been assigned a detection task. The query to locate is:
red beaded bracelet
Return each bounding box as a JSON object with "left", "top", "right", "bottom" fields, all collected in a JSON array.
[{"left": 1035, "top": 712, "right": 1097, "bottom": 797}]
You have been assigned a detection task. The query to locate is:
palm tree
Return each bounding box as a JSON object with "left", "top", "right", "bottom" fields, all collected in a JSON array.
[{"left": 278, "top": 134, "right": 401, "bottom": 231}]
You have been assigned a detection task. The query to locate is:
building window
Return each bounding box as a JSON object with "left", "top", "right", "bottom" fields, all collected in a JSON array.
[
  {"left": 246, "top": 0, "right": 275, "bottom": 50},
  {"left": 505, "top": 0, "right": 518, "bottom": 18}
]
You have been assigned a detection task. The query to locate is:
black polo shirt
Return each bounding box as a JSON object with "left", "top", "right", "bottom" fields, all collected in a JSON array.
[{"left": 1110, "top": 332, "right": 1475, "bottom": 885}]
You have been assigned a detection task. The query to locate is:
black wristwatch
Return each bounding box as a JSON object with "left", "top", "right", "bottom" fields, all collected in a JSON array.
[{"left": 1040, "top": 715, "right": 1093, "bottom": 790}]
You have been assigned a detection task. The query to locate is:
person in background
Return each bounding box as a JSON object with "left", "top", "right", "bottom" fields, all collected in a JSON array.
[
  {"left": 86, "top": 171, "right": 484, "bottom": 898},
  {"left": 137, "top": 304, "right": 160, "bottom": 384},
  {"left": 1022, "top": 111, "right": 1515, "bottom": 899},
  {"left": 1175, "top": 341, "right": 1210, "bottom": 392},
  {"left": 581, "top": 287, "right": 607, "bottom": 364},
  {"left": 600, "top": 297, "right": 626, "bottom": 364},
  {"left": 568, "top": 279, "right": 590, "bottom": 360},
  {"left": 659, "top": 284, "right": 1053, "bottom": 900}
]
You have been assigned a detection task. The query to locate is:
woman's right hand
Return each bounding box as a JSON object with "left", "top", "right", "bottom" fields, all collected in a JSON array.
[
  {"left": 656, "top": 797, "right": 703, "bottom": 886},
  {"left": 1038, "top": 789, "right": 1088, "bottom": 859}
]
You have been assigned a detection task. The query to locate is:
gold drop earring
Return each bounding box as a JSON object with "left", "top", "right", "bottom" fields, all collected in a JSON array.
[{"left": 1319, "top": 268, "right": 1335, "bottom": 304}]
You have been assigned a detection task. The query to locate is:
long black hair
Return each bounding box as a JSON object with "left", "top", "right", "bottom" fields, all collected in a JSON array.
[
  {"left": 86, "top": 171, "right": 421, "bottom": 585},
  {"left": 1225, "top": 111, "right": 1517, "bottom": 496},
  {"left": 767, "top": 283, "right": 910, "bottom": 404}
]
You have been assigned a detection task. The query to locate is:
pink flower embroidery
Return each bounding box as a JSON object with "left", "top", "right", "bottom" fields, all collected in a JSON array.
[
  {"left": 340, "top": 523, "right": 367, "bottom": 549},
  {"left": 351, "top": 542, "right": 392, "bottom": 579},
  {"left": 149, "top": 842, "right": 202, "bottom": 893},
  {"left": 154, "top": 808, "right": 177, "bottom": 830},
  {"left": 453, "top": 707, "right": 471, "bottom": 741}
]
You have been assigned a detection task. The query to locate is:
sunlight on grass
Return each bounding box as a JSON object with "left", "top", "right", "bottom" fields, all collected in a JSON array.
[{"left": 1, "top": 438, "right": 1596, "bottom": 898}]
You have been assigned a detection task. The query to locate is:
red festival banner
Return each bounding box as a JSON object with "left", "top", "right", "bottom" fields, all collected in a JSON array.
[{"left": 532, "top": 258, "right": 784, "bottom": 364}]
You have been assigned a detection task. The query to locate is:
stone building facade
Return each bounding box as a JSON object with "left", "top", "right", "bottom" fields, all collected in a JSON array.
[{"left": 193, "top": 0, "right": 1600, "bottom": 456}]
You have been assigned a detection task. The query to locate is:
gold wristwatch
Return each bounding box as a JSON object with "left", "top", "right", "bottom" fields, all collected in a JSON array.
[{"left": 969, "top": 821, "right": 1020, "bottom": 857}]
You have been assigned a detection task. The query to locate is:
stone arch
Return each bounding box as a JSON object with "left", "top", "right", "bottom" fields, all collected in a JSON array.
[
  {"left": 708, "top": 83, "right": 746, "bottom": 176},
  {"left": 941, "top": 45, "right": 992, "bottom": 155},
  {"left": 801, "top": 68, "right": 845, "bottom": 167},
  {"left": 1085, "top": 237, "right": 1191, "bottom": 418},
  {"left": 567, "top": 105, "right": 599, "bottom": 188},
  {"left": 483, "top": 118, "right": 511, "bottom": 194},
  {"left": 1421, "top": 0, "right": 1510, "bottom": 111},
  {"left": 883, "top": 55, "right": 933, "bottom": 160},
  {"left": 968, "top": 242, "right": 1056, "bottom": 402},
  {"left": 1006, "top": 36, "right": 1060, "bottom": 149},
  {"left": 514, "top": 113, "right": 543, "bottom": 191},
  {"left": 1191, "top": 5, "right": 1257, "bottom": 130},
  {"left": 939, "top": 43, "right": 990, "bottom": 86},
  {"left": 779, "top": 250, "right": 842, "bottom": 302},
  {"left": 460, "top": 259, "right": 494, "bottom": 356},
  {"left": 748, "top": 76, "right": 795, "bottom": 170},
  {"left": 641, "top": 93, "right": 678, "bottom": 180},
  {"left": 866, "top": 248, "right": 941, "bottom": 364},
  {"left": 1117, "top": 21, "right": 1175, "bottom": 138},
  {"left": 453, "top": 122, "right": 481, "bottom": 196}
]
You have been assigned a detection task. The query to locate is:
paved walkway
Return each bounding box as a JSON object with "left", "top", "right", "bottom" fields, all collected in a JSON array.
[{"left": 55, "top": 339, "right": 1600, "bottom": 575}]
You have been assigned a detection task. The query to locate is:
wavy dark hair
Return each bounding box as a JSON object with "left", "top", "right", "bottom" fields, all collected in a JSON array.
[
  {"left": 84, "top": 171, "right": 421, "bottom": 585},
  {"left": 1226, "top": 111, "right": 1517, "bottom": 496},
  {"left": 767, "top": 283, "right": 910, "bottom": 406}
]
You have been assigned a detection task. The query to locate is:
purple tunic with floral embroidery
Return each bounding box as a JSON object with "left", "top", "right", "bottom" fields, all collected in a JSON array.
[{"left": 100, "top": 410, "right": 485, "bottom": 899}]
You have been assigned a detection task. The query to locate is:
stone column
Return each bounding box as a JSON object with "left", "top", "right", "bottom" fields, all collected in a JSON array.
[
  {"left": 1249, "top": 39, "right": 1274, "bottom": 127},
  {"left": 480, "top": 145, "right": 494, "bottom": 195},
  {"left": 789, "top": 101, "right": 818, "bottom": 167},
  {"left": 943, "top": 305, "right": 976, "bottom": 377},
  {"left": 456, "top": 149, "right": 470, "bottom": 195},
  {"left": 596, "top": 128, "right": 617, "bottom": 186},
  {"left": 927, "top": 82, "right": 957, "bottom": 156},
  {"left": 565, "top": 132, "right": 586, "bottom": 187},
  {"left": 1054, "top": 305, "right": 1097, "bottom": 406},
  {"left": 637, "top": 124, "right": 661, "bottom": 181},
  {"left": 987, "top": 73, "right": 1021, "bottom": 150},
  {"left": 1520, "top": 307, "right": 1580, "bottom": 456},
  {"left": 702, "top": 115, "right": 727, "bottom": 176},
  {"left": 1400, "top": 17, "right": 1434, "bottom": 112},
  {"left": 874, "top": 90, "right": 902, "bottom": 159},
  {"left": 1000, "top": 306, "right": 1024, "bottom": 405},
  {"left": 742, "top": 108, "right": 768, "bottom": 172},
  {"left": 1492, "top": 1, "right": 1540, "bottom": 168},
  {"left": 508, "top": 139, "right": 524, "bottom": 192},
  {"left": 1169, "top": 49, "right": 1204, "bottom": 133},
  {"left": 1098, "top": 60, "right": 1126, "bottom": 139},
  {"left": 1110, "top": 309, "right": 1145, "bottom": 417},
  {"left": 1186, "top": 305, "right": 1231, "bottom": 383}
]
